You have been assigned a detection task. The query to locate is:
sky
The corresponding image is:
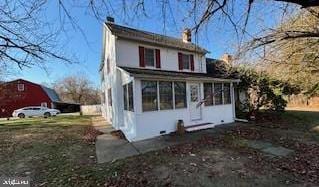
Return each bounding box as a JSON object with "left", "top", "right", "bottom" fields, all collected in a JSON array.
[{"left": 8, "top": 0, "right": 292, "bottom": 87}]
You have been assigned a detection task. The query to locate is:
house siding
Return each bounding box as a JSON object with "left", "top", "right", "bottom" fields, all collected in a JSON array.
[{"left": 116, "top": 39, "right": 206, "bottom": 73}]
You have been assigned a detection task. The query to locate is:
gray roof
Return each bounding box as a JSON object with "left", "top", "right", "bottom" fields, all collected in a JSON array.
[
  {"left": 41, "top": 86, "right": 60, "bottom": 102},
  {"left": 106, "top": 23, "right": 208, "bottom": 54},
  {"left": 119, "top": 66, "right": 239, "bottom": 82}
]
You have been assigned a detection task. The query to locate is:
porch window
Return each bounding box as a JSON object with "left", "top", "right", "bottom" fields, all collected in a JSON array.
[
  {"left": 128, "top": 82, "right": 134, "bottom": 111},
  {"left": 101, "top": 92, "right": 105, "bottom": 104},
  {"left": 159, "top": 81, "right": 173, "bottom": 110},
  {"left": 223, "top": 83, "right": 231, "bottom": 104},
  {"left": 142, "top": 81, "right": 158, "bottom": 111},
  {"left": 204, "top": 83, "right": 213, "bottom": 106},
  {"left": 174, "top": 82, "right": 187, "bottom": 108},
  {"left": 108, "top": 88, "right": 112, "bottom": 106},
  {"left": 144, "top": 48, "right": 155, "bottom": 67},
  {"left": 214, "top": 83, "right": 223, "bottom": 105},
  {"left": 123, "top": 85, "right": 128, "bottom": 110},
  {"left": 123, "top": 82, "right": 134, "bottom": 111}
]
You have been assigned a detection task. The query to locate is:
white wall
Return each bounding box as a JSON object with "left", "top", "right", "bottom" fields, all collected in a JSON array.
[
  {"left": 116, "top": 39, "right": 206, "bottom": 73},
  {"left": 101, "top": 24, "right": 117, "bottom": 127}
]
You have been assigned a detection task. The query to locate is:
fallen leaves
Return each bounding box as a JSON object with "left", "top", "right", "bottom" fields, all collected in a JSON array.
[
  {"left": 83, "top": 126, "right": 103, "bottom": 143},
  {"left": 272, "top": 143, "right": 319, "bottom": 183}
]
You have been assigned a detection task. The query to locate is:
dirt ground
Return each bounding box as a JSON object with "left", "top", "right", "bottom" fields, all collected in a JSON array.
[{"left": 1, "top": 111, "right": 319, "bottom": 186}]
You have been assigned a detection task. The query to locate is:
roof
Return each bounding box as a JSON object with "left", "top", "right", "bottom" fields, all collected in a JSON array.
[
  {"left": 106, "top": 22, "right": 208, "bottom": 54},
  {"left": 41, "top": 85, "right": 61, "bottom": 102},
  {"left": 206, "top": 58, "right": 239, "bottom": 79},
  {"left": 119, "top": 66, "right": 239, "bottom": 82}
]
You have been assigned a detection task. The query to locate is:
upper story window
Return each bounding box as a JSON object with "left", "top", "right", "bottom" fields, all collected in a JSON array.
[
  {"left": 182, "top": 54, "right": 191, "bottom": 69},
  {"left": 17, "top": 84, "right": 24, "bottom": 92},
  {"left": 178, "top": 53, "right": 194, "bottom": 71},
  {"left": 139, "top": 46, "right": 161, "bottom": 68},
  {"left": 144, "top": 48, "right": 155, "bottom": 67}
]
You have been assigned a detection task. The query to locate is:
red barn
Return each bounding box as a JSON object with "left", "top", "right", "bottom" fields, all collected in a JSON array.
[{"left": 0, "top": 79, "right": 67, "bottom": 118}]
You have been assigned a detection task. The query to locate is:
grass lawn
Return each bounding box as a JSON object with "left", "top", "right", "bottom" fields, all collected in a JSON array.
[{"left": 0, "top": 111, "right": 319, "bottom": 186}]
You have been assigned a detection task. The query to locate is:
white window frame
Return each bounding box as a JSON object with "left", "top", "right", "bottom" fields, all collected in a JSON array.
[{"left": 141, "top": 80, "right": 187, "bottom": 112}]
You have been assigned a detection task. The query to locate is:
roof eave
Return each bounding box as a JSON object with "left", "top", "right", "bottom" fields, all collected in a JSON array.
[{"left": 130, "top": 74, "right": 240, "bottom": 82}]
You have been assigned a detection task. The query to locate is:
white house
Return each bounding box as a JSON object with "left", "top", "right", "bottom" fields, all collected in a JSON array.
[{"left": 100, "top": 17, "right": 240, "bottom": 142}]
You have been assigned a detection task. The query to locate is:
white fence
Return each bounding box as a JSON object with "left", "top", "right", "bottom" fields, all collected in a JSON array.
[{"left": 80, "top": 105, "right": 101, "bottom": 115}]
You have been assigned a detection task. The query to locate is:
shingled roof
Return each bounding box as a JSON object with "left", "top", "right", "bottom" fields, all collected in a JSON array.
[
  {"left": 119, "top": 66, "right": 239, "bottom": 82},
  {"left": 106, "top": 22, "right": 208, "bottom": 54}
]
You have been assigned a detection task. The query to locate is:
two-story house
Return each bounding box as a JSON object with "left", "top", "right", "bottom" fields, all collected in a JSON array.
[{"left": 100, "top": 17, "right": 240, "bottom": 142}]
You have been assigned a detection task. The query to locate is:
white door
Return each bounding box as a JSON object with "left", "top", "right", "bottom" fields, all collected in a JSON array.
[{"left": 189, "top": 83, "right": 202, "bottom": 121}]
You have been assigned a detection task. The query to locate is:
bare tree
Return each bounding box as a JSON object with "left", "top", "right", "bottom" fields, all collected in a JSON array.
[
  {"left": 53, "top": 75, "right": 100, "bottom": 105},
  {"left": 1, "top": 0, "right": 318, "bottom": 71}
]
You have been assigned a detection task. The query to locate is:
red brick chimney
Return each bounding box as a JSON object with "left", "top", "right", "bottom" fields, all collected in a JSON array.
[{"left": 182, "top": 28, "right": 191, "bottom": 43}]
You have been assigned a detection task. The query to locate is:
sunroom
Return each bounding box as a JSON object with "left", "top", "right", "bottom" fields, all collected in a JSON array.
[{"left": 119, "top": 66, "right": 240, "bottom": 141}]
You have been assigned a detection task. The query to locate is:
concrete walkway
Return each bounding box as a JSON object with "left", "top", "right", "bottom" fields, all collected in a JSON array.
[
  {"left": 245, "top": 140, "right": 294, "bottom": 157},
  {"left": 92, "top": 117, "right": 239, "bottom": 163}
]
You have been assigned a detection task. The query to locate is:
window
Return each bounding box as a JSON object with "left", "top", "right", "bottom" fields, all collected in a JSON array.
[
  {"left": 144, "top": 48, "right": 155, "bottom": 67},
  {"left": 182, "top": 54, "right": 190, "bottom": 69},
  {"left": 128, "top": 82, "right": 134, "bottom": 111},
  {"left": 159, "top": 82, "right": 173, "bottom": 110},
  {"left": 17, "top": 84, "right": 24, "bottom": 91},
  {"left": 142, "top": 81, "right": 158, "bottom": 111},
  {"left": 204, "top": 83, "right": 213, "bottom": 106},
  {"left": 123, "top": 82, "right": 134, "bottom": 111},
  {"left": 174, "top": 82, "right": 187, "bottom": 108},
  {"left": 108, "top": 88, "right": 112, "bottom": 106},
  {"left": 123, "top": 85, "right": 128, "bottom": 110},
  {"left": 214, "top": 83, "right": 223, "bottom": 105},
  {"left": 101, "top": 92, "right": 105, "bottom": 104},
  {"left": 107, "top": 58, "right": 110, "bottom": 74},
  {"left": 141, "top": 81, "right": 186, "bottom": 112},
  {"left": 223, "top": 83, "right": 231, "bottom": 104}
]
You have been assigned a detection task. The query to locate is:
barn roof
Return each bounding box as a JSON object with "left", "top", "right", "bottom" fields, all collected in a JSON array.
[{"left": 40, "top": 85, "right": 60, "bottom": 102}]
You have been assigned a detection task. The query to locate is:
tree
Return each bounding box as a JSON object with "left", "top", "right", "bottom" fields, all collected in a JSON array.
[
  {"left": 1, "top": 0, "right": 318, "bottom": 71},
  {"left": 53, "top": 75, "right": 100, "bottom": 105},
  {"left": 250, "top": 7, "right": 319, "bottom": 97}
]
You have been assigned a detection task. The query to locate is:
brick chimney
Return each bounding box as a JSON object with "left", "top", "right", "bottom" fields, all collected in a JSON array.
[
  {"left": 182, "top": 28, "right": 191, "bottom": 43},
  {"left": 106, "top": 16, "right": 114, "bottom": 23},
  {"left": 220, "top": 53, "right": 233, "bottom": 65}
]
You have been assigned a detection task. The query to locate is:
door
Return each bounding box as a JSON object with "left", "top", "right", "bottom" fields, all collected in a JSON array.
[{"left": 189, "top": 83, "right": 202, "bottom": 120}]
